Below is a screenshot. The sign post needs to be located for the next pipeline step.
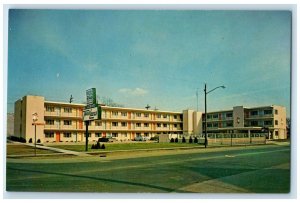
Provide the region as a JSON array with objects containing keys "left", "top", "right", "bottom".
[{"left": 83, "top": 88, "right": 101, "bottom": 151}]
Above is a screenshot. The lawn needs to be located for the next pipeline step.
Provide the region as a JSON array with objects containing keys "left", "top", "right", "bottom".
[
  {"left": 7, "top": 144, "right": 59, "bottom": 155},
  {"left": 49, "top": 142, "right": 202, "bottom": 152}
]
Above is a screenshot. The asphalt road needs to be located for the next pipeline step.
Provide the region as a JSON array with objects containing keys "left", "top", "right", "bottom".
[{"left": 6, "top": 144, "right": 290, "bottom": 193}]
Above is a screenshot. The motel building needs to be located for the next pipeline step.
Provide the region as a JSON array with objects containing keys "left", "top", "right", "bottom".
[{"left": 13, "top": 95, "right": 287, "bottom": 144}]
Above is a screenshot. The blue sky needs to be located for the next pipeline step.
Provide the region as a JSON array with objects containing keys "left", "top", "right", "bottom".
[{"left": 7, "top": 10, "right": 291, "bottom": 116}]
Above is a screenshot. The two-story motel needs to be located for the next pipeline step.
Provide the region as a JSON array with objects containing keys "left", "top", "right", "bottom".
[{"left": 13, "top": 95, "right": 287, "bottom": 143}]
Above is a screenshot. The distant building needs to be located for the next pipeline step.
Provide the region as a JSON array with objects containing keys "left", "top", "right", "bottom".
[{"left": 13, "top": 95, "right": 287, "bottom": 143}]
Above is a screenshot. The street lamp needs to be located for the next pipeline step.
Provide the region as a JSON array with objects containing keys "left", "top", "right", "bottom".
[
  {"left": 32, "top": 112, "right": 38, "bottom": 156},
  {"left": 204, "top": 83, "right": 225, "bottom": 148}
]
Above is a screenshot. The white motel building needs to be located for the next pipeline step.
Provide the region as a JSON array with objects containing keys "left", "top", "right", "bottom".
[{"left": 14, "top": 95, "right": 287, "bottom": 143}]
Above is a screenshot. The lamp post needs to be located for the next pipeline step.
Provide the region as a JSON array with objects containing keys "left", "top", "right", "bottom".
[
  {"left": 32, "top": 112, "right": 38, "bottom": 156},
  {"left": 204, "top": 83, "right": 225, "bottom": 148}
]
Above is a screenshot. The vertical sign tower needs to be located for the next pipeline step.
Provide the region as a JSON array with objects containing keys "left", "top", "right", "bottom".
[{"left": 83, "top": 88, "right": 101, "bottom": 151}]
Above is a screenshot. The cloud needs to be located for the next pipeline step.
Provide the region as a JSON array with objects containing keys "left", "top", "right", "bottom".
[{"left": 119, "top": 88, "right": 148, "bottom": 96}]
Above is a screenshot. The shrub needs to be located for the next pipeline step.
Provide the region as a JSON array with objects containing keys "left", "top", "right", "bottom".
[
  {"left": 96, "top": 141, "right": 101, "bottom": 149},
  {"left": 170, "top": 138, "right": 175, "bottom": 143},
  {"left": 194, "top": 137, "right": 198, "bottom": 143},
  {"left": 182, "top": 137, "right": 186, "bottom": 143},
  {"left": 101, "top": 144, "right": 105, "bottom": 149},
  {"left": 91, "top": 144, "right": 95, "bottom": 149},
  {"left": 175, "top": 138, "right": 178, "bottom": 143},
  {"left": 37, "top": 139, "right": 41, "bottom": 143},
  {"left": 150, "top": 135, "right": 159, "bottom": 141},
  {"left": 189, "top": 137, "right": 193, "bottom": 143},
  {"left": 29, "top": 138, "right": 33, "bottom": 143}
]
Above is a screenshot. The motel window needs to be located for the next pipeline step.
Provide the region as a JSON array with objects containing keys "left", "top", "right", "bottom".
[
  {"left": 63, "top": 132, "right": 72, "bottom": 138},
  {"left": 112, "top": 133, "right": 118, "bottom": 138},
  {"left": 64, "top": 107, "right": 72, "bottom": 113},
  {"left": 174, "top": 115, "right": 177, "bottom": 119},
  {"left": 95, "top": 133, "right": 102, "bottom": 137},
  {"left": 275, "top": 110, "right": 278, "bottom": 115},
  {"left": 157, "top": 123, "right": 161, "bottom": 127},
  {"left": 121, "top": 122, "right": 127, "bottom": 127},
  {"left": 264, "top": 120, "right": 272, "bottom": 126},
  {"left": 250, "top": 121, "right": 258, "bottom": 126},
  {"left": 264, "top": 110, "right": 272, "bottom": 115},
  {"left": 95, "top": 121, "right": 102, "bottom": 126},
  {"left": 136, "top": 123, "right": 141, "bottom": 127},
  {"left": 121, "top": 112, "right": 127, "bottom": 116},
  {"left": 46, "top": 106, "right": 55, "bottom": 112},
  {"left": 84, "top": 133, "right": 91, "bottom": 137},
  {"left": 157, "top": 114, "right": 161, "bottom": 118},
  {"left": 144, "top": 113, "right": 149, "bottom": 118},
  {"left": 251, "top": 111, "right": 258, "bottom": 116},
  {"left": 144, "top": 123, "right": 149, "bottom": 127},
  {"left": 226, "top": 113, "right": 233, "bottom": 118},
  {"left": 163, "top": 114, "right": 167, "bottom": 118},
  {"left": 226, "top": 122, "right": 233, "bottom": 127},
  {"left": 46, "top": 120, "right": 54, "bottom": 125},
  {"left": 213, "top": 123, "right": 218, "bottom": 127},
  {"left": 207, "top": 123, "right": 212, "bottom": 127},
  {"left": 163, "top": 123, "right": 168, "bottom": 128},
  {"left": 213, "top": 114, "right": 218, "bottom": 119},
  {"left": 275, "top": 131, "right": 279, "bottom": 136},
  {"left": 112, "top": 122, "right": 118, "bottom": 127},
  {"left": 112, "top": 111, "right": 118, "bottom": 116},
  {"left": 275, "top": 120, "right": 278, "bottom": 125},
  {"left": 136, "top": 113, "right": 142, "bottom": 117},
  {"left": 174, "top": 124, "right": 177, "bottom": 128},
  {"left": 45, "top": 132, "right": 54, "bottom": 138},
  {"left": 144, "top": 133, "right": 149, "bottom": 137},
  {"left": 64, "top": 120, "right": 72, "bottom": 125},
  {"left": 207, "top": 115, "right": 212, "bottom": 119}
]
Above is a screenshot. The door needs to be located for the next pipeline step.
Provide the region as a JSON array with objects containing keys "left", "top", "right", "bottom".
[{"left": 56, "top": 132, "right": 60, "bottom": 142}]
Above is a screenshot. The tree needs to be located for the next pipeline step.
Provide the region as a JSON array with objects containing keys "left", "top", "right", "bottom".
[
  {"left": 100, "top": 96, "right": 124, "bottom": 107},
  {"left": 189, "top": 136, "right": 193, "bottom": 143},
  {"left": 194, "top": 137, "right": 198, "bottom": 143},
  {"left": 175, "top": 138, "right": 178, "bottom": 143},
  {"left": 182, "top": 137, "right": 186, "bottom": 143},
  {"left": 170, "top": 138, "right": 175, "bottom": 143}
]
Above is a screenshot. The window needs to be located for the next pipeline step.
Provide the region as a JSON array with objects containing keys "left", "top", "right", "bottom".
[
  {"left": 121, "top": 133, "right": 127, "bottom": 137},
  {"left": 213, "top": 123, "right": 218, "bottom": 127},
  {"left": 121, "top": 122, "right": 127, "bottom": 127},
  {"left": 264, "top": 120, "right": 272, "bottom": 125},
  {"left": 264, "top": 110, "right": 272, "bottom": 115},
  {"left": 207, "top": 123, "right": 212, "bottom": 127},
  {"left": 84, "top": 133, "right": 91, "bottom": 137},
  {"left": 226, "top": 113, "right": 233, "bottom": 118},
  {"left": 95, "top": 121, "right": 102, "bottom": 126},
  {"left": 250, "top": 121, "right": 258, "bottom": 126},
  {"left": 45, "top": 132, "right": 54, "bottom": 138},
  {"left": 112, "top": 122, "right": 118, "bottom": 127},
  {"left": 64, "top": 120, "right": 72, "bottom": 125},
  {"left": 144, "top": 133, "right": 149, "bottom": 137},
  {"left": 95, "top": 133, "right": 102, "bottom": 137},
  {"left": 121, "top": 112, "right": 127, "bottom": 116},
  {"left": 275, "top": 109, "right": 278, "bottom": 115},
  {"left": 136, "top": 123, "right": 141, "bottom": 127},
  {"left": 136, "top": 113, "right": 141, "bottom": 117},
  {"left": 144, "top": 113, "right": 149, "bottom": 118},
  {"left": 46, "top": 106, "right": 55, "bottom": 112},
  {"left": 275, "top": 131, "right": 279, "bottom": 136},
  {"left": 112, "top": 111, "right": 118, "bottom": 116},
  {"left": 226, "top": 122, "right": 233, "bottom": 127},
  {"left": 251, "top": 111, "right": 258, "bottom": 116},
  {"left": 163, "top": 114, "right": 167, "bottom": 118},
  {"left": 275, "top": 120, "right": 278, "bottom": 125},
  {"left": 112, "top": 133, "right": 118, "bottom": 138},
  {"left": 207, "top": 115, "right": 212, "bottom": 119},
  {"left": 174, "top": 124, "right": 178, "bottom": 128},
  {"left": 144, "top": 123, "right": 149, "bottom": 127},
  {"left": 63, "top": 132, "right": 72, "bottom": 138},
  {"left": 46, "top": 120, "right": 54, "bottom": 125},
  {"left": 157, "top": 123, "right": 161, "bottom": 127},
  {"left": 163, "top": 123, "right": 167, "bottom": 128},
  {"left": 64, "top": 107, "right": 72, "bottom": 113},
  {"left": 174, "top": 115, "right": 177, "bottom": 119},
  {"left": 213, "top": 114, "right": 218, "bottom": 119},
  {"left": 157, "top": 114, "right": 161, "bottom": 118}
]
